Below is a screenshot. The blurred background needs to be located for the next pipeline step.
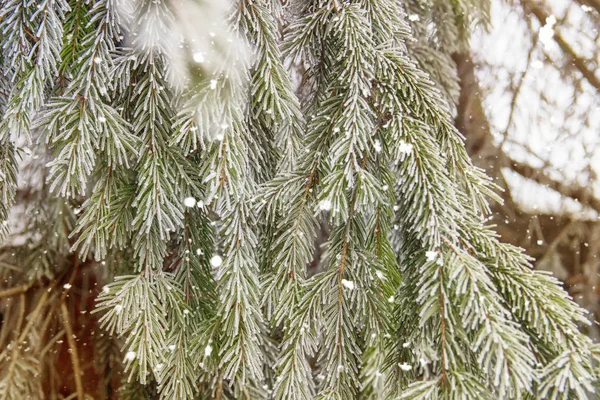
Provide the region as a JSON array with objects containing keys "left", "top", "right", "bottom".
[{"left": 462, "top": 0, "right": 600, "bottom": 337}]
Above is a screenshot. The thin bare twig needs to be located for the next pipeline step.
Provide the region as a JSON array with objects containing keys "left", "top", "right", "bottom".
[
  {"left": 0, "top": 283, "right": 32, "bottom": 299},
  {"left": 521, "top": 0, "right": 600, "bottom": 91},
  {"left": 61, "top": 301, "right": 85, "bottom": 400}
]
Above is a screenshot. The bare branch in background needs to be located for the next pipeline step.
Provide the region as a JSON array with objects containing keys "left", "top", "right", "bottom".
[{"left": 521, "top": 0, "right": 600, "bottom": 90}]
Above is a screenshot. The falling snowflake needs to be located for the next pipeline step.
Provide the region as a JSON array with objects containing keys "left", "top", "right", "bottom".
[
  {"left": 184, "top": 197, "right": 197, "bottom": 208},
  {"left": 425, "top": 251, "right": 438, "bottom": 261},
  {"left": 531, "top": 60, "right": 544, "bottom": 69},
  {"left": 210, "top": 255, "right": 223, "bottom": 268},
  {"left": 374, "top": 139, "right": 382, "bottom": 153},
  {"left": 193, "top": 52, "right": 205, "bottom": 63}
]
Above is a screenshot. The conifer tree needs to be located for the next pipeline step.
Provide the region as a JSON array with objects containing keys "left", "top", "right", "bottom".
[{"left": 0, "top": 0, "right": 598, "bottom": 399}]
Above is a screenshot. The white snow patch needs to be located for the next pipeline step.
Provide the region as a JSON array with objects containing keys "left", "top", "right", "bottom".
[
  {"left": 398, "top": 141, "right": 413, "bottom": 154},
  {"left": 341, "top": 279, "right": 355, "bottom": 290},
  {"left": 539, "top": 15, "right": 556, "bottom": 49},
  {"left": 399, "top": 362, "right": 412, "bottom": 371}
]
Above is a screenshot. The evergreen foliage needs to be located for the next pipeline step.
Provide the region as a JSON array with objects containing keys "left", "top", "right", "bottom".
[{"left": 0, "top": 0, "right": 598, "bottom": 399}]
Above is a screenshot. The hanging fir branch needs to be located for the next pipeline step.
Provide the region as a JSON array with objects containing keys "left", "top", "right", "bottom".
[{"left": 0, "top": 0, "right": 598, "bottom": 399}]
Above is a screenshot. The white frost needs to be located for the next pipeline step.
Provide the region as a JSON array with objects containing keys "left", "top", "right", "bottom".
[{"left": 318, "top": 199, "right": 332, "bottom": 211}]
